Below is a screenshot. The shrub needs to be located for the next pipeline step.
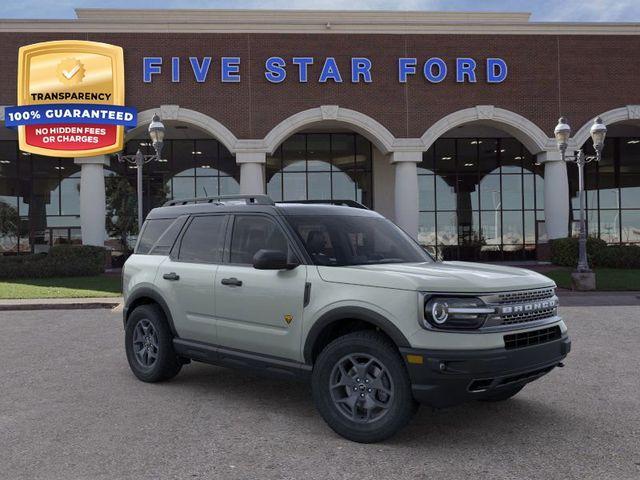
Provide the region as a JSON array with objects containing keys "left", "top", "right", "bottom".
[
  {"left": 550, "top": 237, "right": 640, "bottom": 268},
  {"left": 0, "top": 245, "right": 106, "bottom": 279}
]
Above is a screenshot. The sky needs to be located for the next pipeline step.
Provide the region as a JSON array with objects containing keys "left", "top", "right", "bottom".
[{"left": 0, "top": 0, "right": 639, "bottom": 22}]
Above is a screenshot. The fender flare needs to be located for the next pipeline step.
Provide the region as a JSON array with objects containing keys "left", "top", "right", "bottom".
[
  {"left": 123, "top": 287, "right": 179, "bottom": 337},
  {"left": 303, "top": 306, "right": 411, "bottom": 364}
]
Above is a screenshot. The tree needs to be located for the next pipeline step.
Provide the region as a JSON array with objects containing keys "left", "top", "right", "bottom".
[
  {"left": 0, "top": 201, "right": 20, "bottom": 252},
  {"left": 105, "top": 176, "right": 138, "bottom": 252}
]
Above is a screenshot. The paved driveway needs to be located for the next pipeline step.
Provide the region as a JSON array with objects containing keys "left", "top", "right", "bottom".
[{"left": 1, "top": 306, "right": 639, "bottom": 480}]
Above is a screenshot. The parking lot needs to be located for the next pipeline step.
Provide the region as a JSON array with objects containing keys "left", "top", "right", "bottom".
[{"left": 1, "top": 305, "right": 639, "bottom": 480}]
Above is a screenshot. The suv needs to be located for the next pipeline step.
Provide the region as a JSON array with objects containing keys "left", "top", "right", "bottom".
[{"left": 122, "top": 195, "right": 570, "bottom": 443}]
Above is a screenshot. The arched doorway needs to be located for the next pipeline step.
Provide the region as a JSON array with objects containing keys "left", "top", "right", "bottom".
[
  {"left": 418, "top": 124, "right": 545, "bottom": 261},
  {"left": 262, "top": 106, "right": 396, "bottom": 215}
]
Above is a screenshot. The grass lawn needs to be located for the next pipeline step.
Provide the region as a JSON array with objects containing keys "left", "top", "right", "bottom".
[
  {"left": 0, "top": 275, "right": 122, "bottom": 299},
  {"left": 544, "top": 268, "right": 640, "bottom": 291}
]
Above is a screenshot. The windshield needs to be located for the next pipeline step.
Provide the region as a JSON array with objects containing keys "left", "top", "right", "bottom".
[{"left": 286, "top": 215, "right": 433, "bottom": 266}]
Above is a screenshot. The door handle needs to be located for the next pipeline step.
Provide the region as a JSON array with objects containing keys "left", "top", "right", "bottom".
[
  {"left": 162, "top": 272, "right": 180, "bottom": 281},
  {"left": 221, "top": 277, "right": 243, "bottom": 287}
]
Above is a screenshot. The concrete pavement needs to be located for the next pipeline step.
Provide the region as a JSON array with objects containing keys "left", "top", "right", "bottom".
[{"left": 1, "top": 306, "right": 639, "bottom": 480}]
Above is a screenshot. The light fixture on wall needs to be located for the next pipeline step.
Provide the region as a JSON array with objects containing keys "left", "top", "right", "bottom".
[{"left": 553, "top": 116, "right": 607, "bottom": 276}]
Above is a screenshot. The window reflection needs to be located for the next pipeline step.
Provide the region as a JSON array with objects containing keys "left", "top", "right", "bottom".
[
  {"left": 419, "top": 137, "right": 542, "bottom": 260},
  {"left": 265, "top": 133, "right": 373, "bottom": 207},
  {"left": 568, "top": 137, "right": 640, "bottom": 244}
]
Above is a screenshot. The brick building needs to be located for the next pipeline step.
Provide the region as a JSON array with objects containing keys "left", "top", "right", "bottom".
[{"left": 0, "top": 9, "right": 639, "bottom": 260}]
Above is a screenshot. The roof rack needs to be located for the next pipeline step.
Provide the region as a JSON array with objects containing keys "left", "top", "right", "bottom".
[
  {"left": 163, "top": 194, "right": 275, "bottom": 207},
  {"left": 278, "top": 199, "right": 369, "bottom": 210}
]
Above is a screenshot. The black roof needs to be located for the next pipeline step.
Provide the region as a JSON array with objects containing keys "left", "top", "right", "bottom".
[{"left": 146, "top": 196, "right": 381, "bottom": 220}]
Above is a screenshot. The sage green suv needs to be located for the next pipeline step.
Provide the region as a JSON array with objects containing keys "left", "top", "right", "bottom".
[{"left": 122, "top": 195, "right": 570, "bottom": 443}]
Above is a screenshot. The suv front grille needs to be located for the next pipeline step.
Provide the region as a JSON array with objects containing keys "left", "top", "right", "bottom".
[
  {"left": 496, "top": 288, "right": 555, "bottom": 304},
  {"left": 501, "top": 306, "right": 558, "bottom": 325},
  {"left": 482, "top": 287, "right": 558, "bottom": 327},
  {"left": 504, "top": 326, "right": 561, "bottom": 350}
]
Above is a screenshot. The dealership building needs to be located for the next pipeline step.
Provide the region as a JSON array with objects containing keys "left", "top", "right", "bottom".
[{"left": 0, "top": 8, "right": 639, "bottom": 260}]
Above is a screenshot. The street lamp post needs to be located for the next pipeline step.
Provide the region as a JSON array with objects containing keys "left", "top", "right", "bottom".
[
  {"left": 553, "top": 116, "right": 607, "bottom": 276},
  {"left": 117, "top": 114, "right": 166, "bottom": 232}
]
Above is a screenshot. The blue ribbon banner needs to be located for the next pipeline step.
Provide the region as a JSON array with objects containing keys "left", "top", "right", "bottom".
[{"left": 4, "top": 104, "right": 137, "bottom": 128}]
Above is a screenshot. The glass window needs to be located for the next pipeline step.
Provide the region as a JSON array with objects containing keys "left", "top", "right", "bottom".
[
  {"left": 501, "top": 175, "right": 523, "bottom": 210},
  {"left": 230, "top": 215, "right": 288, "bottom": 264},
  {"left": 620, "top": 138, "right": 640, "bottom": 174},
  {"left": 266, "top": 133, "right": 372, "bottom": 208},
  {"left": 282, "top": 135, "right": 306, "bottom": 172},
  {"left": 179, "top": 215, "right": 227, "bottom": 263},
  {"left": 435, "top": 139, "right": 456, "bottom": 176},
  {"left": 620, "top": 174, "right": 640, "bottom": 209},
  {"left": 599, "top": 210, "right": 620, "bottom": 243},
  {"left": 286, "top": 215, "right": 431, "bottom": 266},
  {"left": 172, "top": 140, "right": 195, "bottom": 177},
  {"left": 308, "top": 172, "right": 331, "bottom": 200},
  {"left": 333, "top": 171, "right": 356, "bottom": 200},
  {"left": 136, "top": 218, "right": 175, "bottom": 254},
  {"left": 418, "top": 175, "right": 435, "bottom": 211},
  {"left": 435, "top": 176, "right": 456, "bottom": 210},
  {"left": 621, "top": 210, "right": 640, "bottom": 243},
  {"left": 307, "top": 134, "right": 331, "bottom": 171},
  {"left": 149, "top": 216, "right": 187, "bottom": 256}
]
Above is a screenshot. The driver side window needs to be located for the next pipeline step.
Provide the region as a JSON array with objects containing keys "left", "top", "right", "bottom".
[{"left": 229, "top": 215, "right": 290, "bottom": 265}]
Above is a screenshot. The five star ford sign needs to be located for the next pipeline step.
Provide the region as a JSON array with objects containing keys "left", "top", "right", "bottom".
[{"left": 4, "top": 40, "right": 137, "bottom": 158}]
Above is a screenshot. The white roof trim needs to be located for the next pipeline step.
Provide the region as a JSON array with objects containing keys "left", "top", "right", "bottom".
[{"left": 0, "top": 9, "right": 639, "bottom": 34}]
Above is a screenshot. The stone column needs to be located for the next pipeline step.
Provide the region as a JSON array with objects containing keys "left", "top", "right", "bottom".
[
  {"left": 538, "top": 151, "right": 569, "bottom": 240},
  {"left": 237, "top": 152, "right": 266, "bottom": 195},
  {"left": 391, "top": 151, "right": 422, "bottom": 239},
  {"left": 74, "top": 155, "right": 109, "bottom": 246}
]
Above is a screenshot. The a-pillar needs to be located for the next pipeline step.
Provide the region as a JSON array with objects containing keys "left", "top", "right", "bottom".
[
  {"left": 538, "top": 151, "right": 569, "bottom": 239},
  {"left": 74, "top": 155, "right": 108, "bottom": 246},
  {"left": 237, "top": 152, "right": 266, "bottom": 195},
  {"left": 391, "top": 151, "right": 422, "bottom": 239}
]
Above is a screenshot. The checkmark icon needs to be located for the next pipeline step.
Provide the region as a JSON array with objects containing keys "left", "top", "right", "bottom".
[{"left": 62, "top": 64, "right": 80, "bottom": 79}]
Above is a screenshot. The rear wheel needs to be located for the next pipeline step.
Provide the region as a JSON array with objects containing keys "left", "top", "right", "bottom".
[
  {"left": 125, "top": 304, "right": 182, "bottom": 382},
  {"left": 312, "top": 331, "right": 417, "bottom": 443},
  {"left": 478, "top": 385, "right": 524, "bottom": 402}
]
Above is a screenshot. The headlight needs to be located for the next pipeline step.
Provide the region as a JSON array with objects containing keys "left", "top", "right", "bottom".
[{"left": 423, "top": 297, "right": 495, "bottom": 330}]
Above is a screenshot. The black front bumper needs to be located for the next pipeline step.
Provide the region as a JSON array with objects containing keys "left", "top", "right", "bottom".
[{"left": 400, "top": 335, "right": 571, "bottom": 408}]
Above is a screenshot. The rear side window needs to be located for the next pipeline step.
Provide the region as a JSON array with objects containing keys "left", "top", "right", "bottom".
[
  {"left": 148, "top": 216, "right": 188, "bottom": 256},
  {"left": 135, "top": 218, "right": 174, "bottom": 254},
  {"left": 178, "top": 215, "right": 227, "bottom": 263}
]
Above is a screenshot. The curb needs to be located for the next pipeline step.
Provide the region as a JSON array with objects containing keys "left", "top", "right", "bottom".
[{"left": 0, "top": 299, "right": 122, "bottom": 312}]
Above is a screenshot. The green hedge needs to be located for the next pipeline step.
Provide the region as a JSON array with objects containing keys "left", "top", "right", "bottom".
[
  {"left": 0, "top": 245, "right": 106, "bottom": 279},
  {"left": 550, "top": 237, "right": 640, "bottom": 268}
]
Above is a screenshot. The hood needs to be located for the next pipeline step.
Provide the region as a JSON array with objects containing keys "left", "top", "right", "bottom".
[{"left": 316, "top": 261, "right": 555, "bottom": 293}]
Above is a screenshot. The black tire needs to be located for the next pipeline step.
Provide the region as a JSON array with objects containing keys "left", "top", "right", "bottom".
[
  {"left": 125, "top": 304, "right": 182, "bottom": 382},
  {"left": 478, "top": 385, "right": 524, "bottom": 402},
  {"left": 312, "top": 331, "right": 418, "bottom": 443}
]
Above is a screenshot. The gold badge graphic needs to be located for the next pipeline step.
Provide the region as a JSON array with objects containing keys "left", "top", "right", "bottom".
[
  {"left": 56, "top": 58, "right": 85, "bottom": 85},
  {"left": 284, "top": 314, "right": 294, "bottom": 325},
  {"left": 15, "top": 40, "right": 126, "bottom": 157}
]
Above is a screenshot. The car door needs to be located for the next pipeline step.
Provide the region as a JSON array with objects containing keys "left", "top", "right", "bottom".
[
  {"left": 214, "top": 213, "right": 307, "bottom": 361},
  {"left": 156, "top": 214, "right": 229, "bottom": 345}
]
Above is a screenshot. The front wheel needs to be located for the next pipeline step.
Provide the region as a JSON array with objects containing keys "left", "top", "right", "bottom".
[
  {"left": 125, "top": 304, "right": 182, "bottom": 382},
  {"left": 312, "top": 331, "right": 418, "bottom": 443}
]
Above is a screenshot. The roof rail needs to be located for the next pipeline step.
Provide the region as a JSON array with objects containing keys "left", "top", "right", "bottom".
[
  {"left": 278, "top": 199, "right": 369, "bottom": 210},
  {"left": 163, "top": 194, "right": 275, "bottom": 207}
]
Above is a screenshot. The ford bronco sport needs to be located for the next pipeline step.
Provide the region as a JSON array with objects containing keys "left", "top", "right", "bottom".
[{"left": 122, "top": 195, "right": 570, "bottom": 443}]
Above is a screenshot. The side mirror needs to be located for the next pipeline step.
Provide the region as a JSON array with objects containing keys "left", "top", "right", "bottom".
[{"left": 252, "top": 249, "right": 298, "bottom": 270}]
